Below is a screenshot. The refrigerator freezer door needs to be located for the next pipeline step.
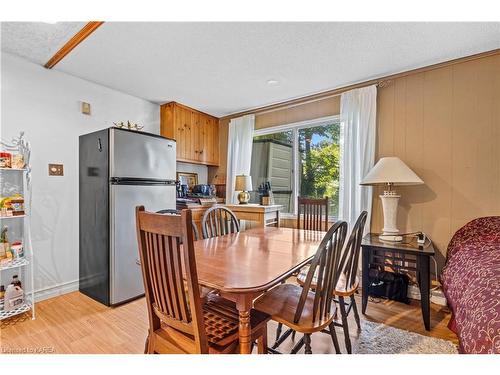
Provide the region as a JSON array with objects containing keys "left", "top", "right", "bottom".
[
  {"left": 110, "top": 183, "right": 176, "bottom": 305},
  {"left": 110, "top": 128, "right": 176, "bottom": 181}
]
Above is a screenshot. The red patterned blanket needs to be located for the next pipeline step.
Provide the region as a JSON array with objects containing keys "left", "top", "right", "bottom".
[{"left": 441, "top": 217, "right": 500, "bottom": 354}]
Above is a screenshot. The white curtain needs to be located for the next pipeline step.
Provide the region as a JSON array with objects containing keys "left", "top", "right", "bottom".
[
  {"left": 339, "top": 85, "right": 377, "bottom": 232},
  {"left": 225, "top": 114, "right": 255, "bottom": 204}
]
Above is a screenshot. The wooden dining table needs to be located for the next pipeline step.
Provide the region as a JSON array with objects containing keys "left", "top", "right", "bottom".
[{"left": 192, "top": 226, "right": 325, "bottom": 354}]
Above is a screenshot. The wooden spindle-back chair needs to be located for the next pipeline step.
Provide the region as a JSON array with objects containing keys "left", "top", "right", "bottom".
[
  {"left": 202, "top": 205, "right": 240, "bottom": 239},
  {"left": 136, "top": 206, "right": 269, "bottom": 354},
  {"left": 297, "top": 197, "right": 329, "bottom": 232},
  {"left": 332, "top": 210, "right": 367, "bottom": 353},
  {"left": 295, "top": 211, "right": 368, "bottom": 353},
  {"left": 254, "top": 220, "right": 348, "bottom": 354}
]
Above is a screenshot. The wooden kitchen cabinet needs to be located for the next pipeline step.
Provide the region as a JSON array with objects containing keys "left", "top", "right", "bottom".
[{"left": 160, "top": 102, "right": 219, "bottom": 166}]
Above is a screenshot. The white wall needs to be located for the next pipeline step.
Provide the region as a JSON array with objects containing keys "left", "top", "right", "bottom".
[
  {"left": 0, "top": 53, "right": 159, "bottom": 300},
  {"left": 176, "top": 162, "right": 207, "bottom": 184}
]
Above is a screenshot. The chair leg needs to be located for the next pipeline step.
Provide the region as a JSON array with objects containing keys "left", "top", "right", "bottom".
[
  {"left": 275, "top": 323, "right": 283, "bottom": 342},
  {"left": 350, "top": 295, "right": 361, "bottom": 331},
  {"left": 145, "top": 332, "right": 155, "bottom": 354},
  {"left": 257, "top": 328, "right": 268, "bottom": 354},
  {"left": 272, "top": 327, "right": 293, "bottom": 349},
  {"left": 290, "top": 336, "right": 305, "bottom": 354},
  {"left": 291, "top": 330, "right": 296, "bottom": 341},
  {"left": 304, "top": 334, "right": 312, "bottom": 354},
  {"left": 339, "top": 296, "right": 352, "bottom": 354},
  {"left": 328, "top": 322, "right": 341, "bottom": 354}
]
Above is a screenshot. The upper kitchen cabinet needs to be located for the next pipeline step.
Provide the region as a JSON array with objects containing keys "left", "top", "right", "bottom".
[{"left": 160, "top": 102, "right": 219, "bottom": 166}]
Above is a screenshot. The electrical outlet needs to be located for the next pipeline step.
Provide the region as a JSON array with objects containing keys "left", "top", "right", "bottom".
[{"left": 48, "top": 164, "right": 64, "bottom": 176}]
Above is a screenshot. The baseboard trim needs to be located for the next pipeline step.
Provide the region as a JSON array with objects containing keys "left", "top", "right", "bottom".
[
  {"left": 408, "top": 285, "right": 447, "bottom": 306},
  {"left": 34, "top": 279, "right": 79, "bottom": 302}
]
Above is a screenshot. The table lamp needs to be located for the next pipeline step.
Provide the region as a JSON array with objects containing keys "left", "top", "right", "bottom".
[
  {"left": 235, "top": 174, "right": 252, "bottom": 204},
  {"left": 360, "top": 157, "right": 423, "bottom": 242}
]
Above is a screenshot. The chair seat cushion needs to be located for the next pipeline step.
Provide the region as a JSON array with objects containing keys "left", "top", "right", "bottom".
[
  {"left": 296, "top": 266, "right": 359, "bottom": 296},
  {"left": 253, "top": 283, "right": 336, "bottom": 333}
]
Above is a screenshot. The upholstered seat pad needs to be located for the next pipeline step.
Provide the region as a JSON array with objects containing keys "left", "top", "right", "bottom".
[
  {"left": 253, "top": 283, "right": 336, "bottom": 333},
  {"left": 296, "top": 266, "right": 359, "bottom": 296}
]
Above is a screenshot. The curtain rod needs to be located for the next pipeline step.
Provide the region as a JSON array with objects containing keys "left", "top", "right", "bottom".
[{"left": 254, "top": 80, "right": 391, "bottom": 117}]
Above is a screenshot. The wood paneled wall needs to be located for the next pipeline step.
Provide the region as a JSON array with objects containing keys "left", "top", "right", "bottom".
[
  {"left": 372, "top": 53, "right": 500, "bottom": 270},
  {"left": 255, "top": 96, "right": 340, "bottom": 130}
]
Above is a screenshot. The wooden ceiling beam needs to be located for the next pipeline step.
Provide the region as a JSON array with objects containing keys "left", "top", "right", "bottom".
[{"left": 44, "top": 21, "right": 104, "bottom": 69}]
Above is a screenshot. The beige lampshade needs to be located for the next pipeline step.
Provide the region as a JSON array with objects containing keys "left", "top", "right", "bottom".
[
  {"left": 360, "top": 157, "right": 424, "bottom": 186},
  {"left": 235, "top": 175, "right": 252, "bottom": 191}
]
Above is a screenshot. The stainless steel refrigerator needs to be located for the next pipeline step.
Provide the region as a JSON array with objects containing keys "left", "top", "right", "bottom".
[{"left": 79, "top": 127, "right": 176, "bottom": 306}]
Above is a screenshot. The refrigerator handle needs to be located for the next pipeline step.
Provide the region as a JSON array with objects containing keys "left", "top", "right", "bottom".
[{"left": 97, "top": 137, "right": 103, "bottom": 152}]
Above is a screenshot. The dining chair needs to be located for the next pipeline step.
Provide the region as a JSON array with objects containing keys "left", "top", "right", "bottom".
[
  {"left": 201, "top": 205, "right": 240, "bottom": 239},
  {"left": 254, "top": 220, "right": 348, "bottom": 354},
  {"left": 156, "top": 208, "right": 215, "bottom": 300},
  {"left": 156, "top": 209, "right": 200, "bottom": 240},
  {"left": 273, "top": 196, "right": 330, "bottom": 343},
  {"left": 295, "top": 211, "right": 368, "bottom": 353},
  {"left": 136, "top": 206, "right": 269, "bottom": 354},
  {"left": 297, "top": 196, "right": 329, "bottom": 232}
]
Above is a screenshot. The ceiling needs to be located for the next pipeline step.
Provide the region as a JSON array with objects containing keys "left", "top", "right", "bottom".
[
  {"left": 2, "top": 22, "right": 499, "bottom": 117},
  {"left": 1, "top": 22, "right": 85, "bottom": 65}
]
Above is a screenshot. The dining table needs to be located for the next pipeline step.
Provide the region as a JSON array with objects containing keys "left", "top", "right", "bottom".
[{"left": 192, "top": 226, "right": 326, "bottom": 354}]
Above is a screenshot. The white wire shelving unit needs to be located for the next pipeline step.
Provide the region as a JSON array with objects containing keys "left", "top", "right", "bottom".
[{"left": 0, "top": 132, "right": 34, "bottom": 321}]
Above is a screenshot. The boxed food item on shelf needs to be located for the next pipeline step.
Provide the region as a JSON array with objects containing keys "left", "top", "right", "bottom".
[
  {"left": 0, "top": 194, "right": 25, "bottom": 216},
  {"left": 11, "top": 154, "right": 25, "bottom": 169},
  {"left": 0, "top": 152, "right": 12, "bottom": 168}
]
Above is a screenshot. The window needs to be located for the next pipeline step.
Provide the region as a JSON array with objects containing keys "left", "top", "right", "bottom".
[{"left": 250, "top": 116, "right": 341, "bottom": 218}]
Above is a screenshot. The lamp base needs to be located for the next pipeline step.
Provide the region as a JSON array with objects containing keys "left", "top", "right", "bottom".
[
  {"left": 379, "top": 191, "right": 401, "bottom": 242},
  {"left": 237, "top": 191, "right": 250, "bottom": 204}
]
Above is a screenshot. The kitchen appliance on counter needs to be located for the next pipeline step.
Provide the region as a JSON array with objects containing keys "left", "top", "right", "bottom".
[
  {"left": 79, "top": 127, "right": 176, "bottom": 306},
  {"left": 176, "top": 183, "right": 218, "bottom": 208},
  {"left": 191, "top": 184, "right": 215, "bottom": 196}
]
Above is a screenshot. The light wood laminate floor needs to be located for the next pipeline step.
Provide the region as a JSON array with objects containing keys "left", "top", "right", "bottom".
[{"left": 1, "top": 291, "right": 458, "bottom": 354}]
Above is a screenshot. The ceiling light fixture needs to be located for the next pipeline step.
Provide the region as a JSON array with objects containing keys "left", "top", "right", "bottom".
[{"left": 267, "top": 79, "right": 279, "bottom": 85}]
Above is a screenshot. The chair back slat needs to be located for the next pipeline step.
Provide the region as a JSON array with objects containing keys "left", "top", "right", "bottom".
[
  {"left": 338, "top": 211, "right": 368, "bottom": 291},
  {"left": 155, "top": 209, "right": 200, "bottom": 240},
  {"left": 202, "top": 205, "right": 240, "bottom": 239},
  {"left": 136, "top": 206, "right": 209, "bottom": 353},
  {"left": 294, "top": 220, "right": 348, "bottom": 324},
  {"left": 297, "top": 197, "right": 329, "bottom": 232}
]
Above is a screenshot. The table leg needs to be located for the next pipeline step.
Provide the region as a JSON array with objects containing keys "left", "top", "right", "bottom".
[
  {"left": 235, "top": 295, "right": 253, "bottom": 354},
  {"left": 417, "top": 254, "right": 431, "bottom": 331},
  {"left": 362, "top": 248, "right": 370, "bottom": 314}
]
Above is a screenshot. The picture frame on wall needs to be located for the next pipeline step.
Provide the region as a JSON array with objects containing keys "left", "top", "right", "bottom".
[{"left": 177, "top": 172, "right": 198, "bottom": 190}]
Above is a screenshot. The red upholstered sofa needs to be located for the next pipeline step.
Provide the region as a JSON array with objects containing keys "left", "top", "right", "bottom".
[{"left": 441, "top": 217, "right": 500, "bottom": 354}]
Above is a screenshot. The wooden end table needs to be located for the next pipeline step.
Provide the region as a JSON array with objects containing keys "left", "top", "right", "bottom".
[{"left": 361, "top": 233, "right": 435, "bottom": 331}]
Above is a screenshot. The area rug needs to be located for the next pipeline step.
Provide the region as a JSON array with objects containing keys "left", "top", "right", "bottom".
[{"left": 355, "top": 321, "right": 458, "bottom": 354}]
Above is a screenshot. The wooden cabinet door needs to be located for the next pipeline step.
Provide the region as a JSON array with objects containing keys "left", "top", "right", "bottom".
[
  {"left": 183, "top": 107, "right": 194, "bottom": 161},
  {"left": 211, "top": 117, "right": 219, "bottom": 166},
  {"left": 173, "top": 104, "right": 185, "bottom": 160},
  {"left": 160, "top": 102, "right": 219, "bottom": 166},
  {"left": 199, "top": 115, "right": 210, "bottom": 164},
  {"left": 203, "top": 117, "right": 219, "bottom": 165}
]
